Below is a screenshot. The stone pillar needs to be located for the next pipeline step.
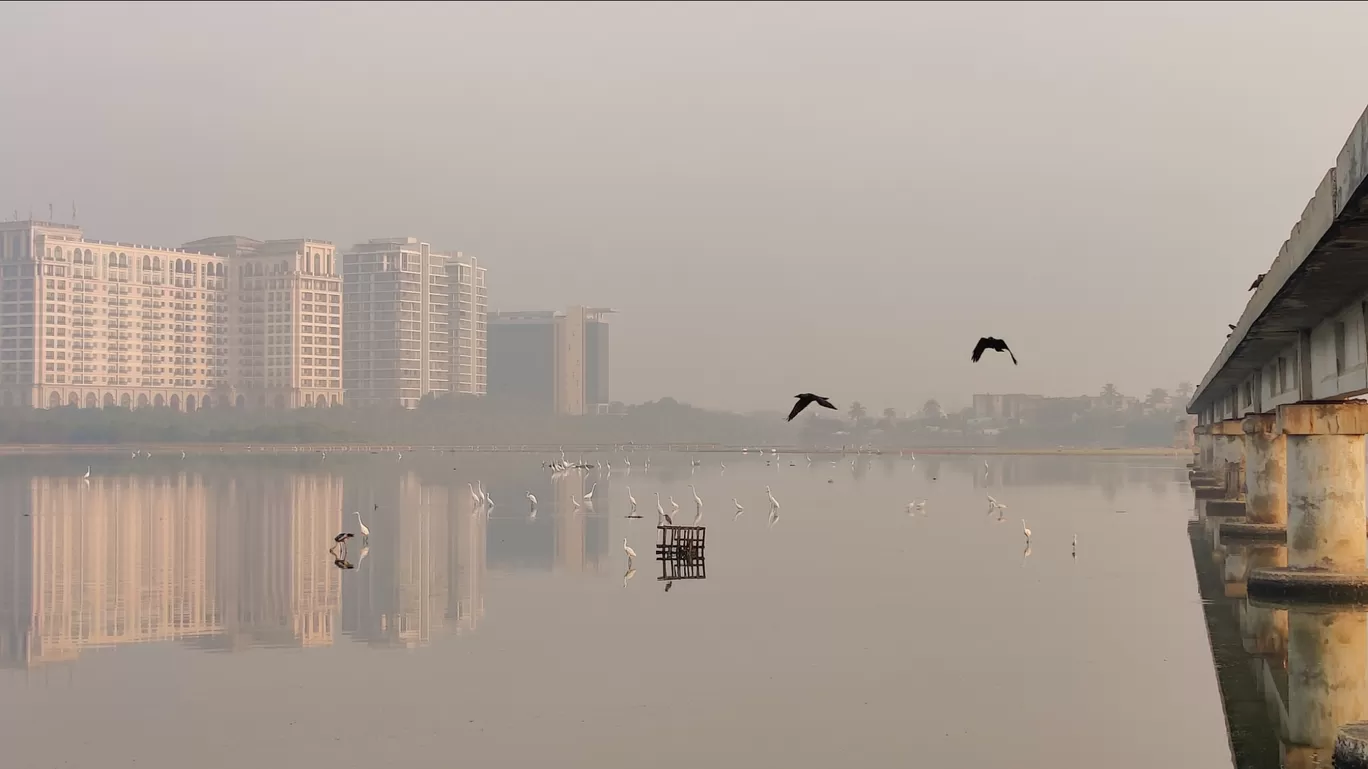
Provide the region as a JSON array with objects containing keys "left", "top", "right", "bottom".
[
  {"left": 1210, "top": 419, "right": 1247, "bottom": 500},
  {"left": 1195, "top": 425, "right": 1212, "bottom": 471},
  {"left": 1286, "top": 609, "right": 1368, "bottom": 754},
  {"left": 1248, "top": 401, "right": 1368, "bottom": 602},
  {"left": 1221, "top": 413, "right": 1289, "bottom": 539}
]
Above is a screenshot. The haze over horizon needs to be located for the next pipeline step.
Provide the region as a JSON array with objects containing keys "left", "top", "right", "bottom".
[{"left": 2, "top": 1, "right": 1367, "bottom": 413}]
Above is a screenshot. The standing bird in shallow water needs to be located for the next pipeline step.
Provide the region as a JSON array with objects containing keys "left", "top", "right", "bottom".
[
  {"left": 766, "top": 485, "right": 780, "bottom": 512},
  {"left": 787, "top": 393, "right": 838, "bottom": 421},
  {"left": 354, "top": 511, "right": 370, "bottom": 544},
  {"left": 1022, "top": 519, "right": 1031, "bottom": 544},
  {"left": 626, "top": 486, "right": 638, "bottom": 514},
  {"left": 623, "top": 537, "right": 637, "bottom": 562},
  {"left": 971, "top": 337, "right": 1017, "bottom": 365}
]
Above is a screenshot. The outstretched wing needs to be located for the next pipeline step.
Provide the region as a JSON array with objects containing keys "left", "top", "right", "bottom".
[
  {"left": 817, "top": 397, "right": 838, "bottom": 411},
  {"left": 1006, "top": 345, "right": 1018, "bottom": 365},
  {"left": 787, "top": 396, "right": 812, "bottom": 422},
  {"left": 971, "top": 337, "right": 990, "bottom": 362}
]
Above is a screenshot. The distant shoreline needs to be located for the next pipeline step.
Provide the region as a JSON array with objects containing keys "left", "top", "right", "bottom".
[{"left": 0, "top": 442, "right": 1192, "bottom": 457}]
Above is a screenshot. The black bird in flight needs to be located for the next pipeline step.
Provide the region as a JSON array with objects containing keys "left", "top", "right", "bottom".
[
  {"left": 1228, "top": 324, "right": 1237, "bottom": 331},
  {"left": 1249, "top": 273, "right": 1266, "bottom": 291},
  {"left": 787, "top": 393, "right": 837, "bottom": 421},
  {"left": 971, "top": 337, "right": 1017, "bottom": 365}
]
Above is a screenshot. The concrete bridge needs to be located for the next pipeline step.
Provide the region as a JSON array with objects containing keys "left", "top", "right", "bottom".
[{"left": 1184, "top": 100, "right": 1368, "bottom": 766}]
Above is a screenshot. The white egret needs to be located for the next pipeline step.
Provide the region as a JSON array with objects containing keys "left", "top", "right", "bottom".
[
  {"left": 623, "top": 537, "right": 637, "bottom": 561},
  {"left": 477, "top": 481, "right": 488, "bottom": 505},
  {"left": 83, "top": 466, "right": 91, "bottom": 479},
  {"left": 766, "top": 485, "right": 780, "bottom": 511},
  {"left": 689, "top": 484, "right": 703, "bottom": 512},
  {"left": 670, "top": 496, "right": 680, "bottom": 515},
  {"left": 469, "top": 483, "right": 481, "bottom": 506},
  {"left": 733, "top": 498, "right": 744, "bottom": 519},
  {"left": 181, "top": 451, "right": 186, "bottom": 460},
  {"left": 354, "top": 511, "right": 370, "bottom": 544},
  {"left": 584, "top": 482, "right": 596, "bottom": 501},
  {"left": 526, "top": 491, "right": 537, "bottom": 509},
  {"left": 627, "top": 487, "right": 638, "bottom": 513},
  {"left": 1022, "top": 519, "right": 1031, "bottom": 544}
]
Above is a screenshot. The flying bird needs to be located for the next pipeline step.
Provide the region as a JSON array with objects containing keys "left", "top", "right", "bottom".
[
  {"left": 787, "top": 393, "right": 838, "bottom": 421},
  {"left": 971, "top": 337, "right": 1017, "bottom": 365}
]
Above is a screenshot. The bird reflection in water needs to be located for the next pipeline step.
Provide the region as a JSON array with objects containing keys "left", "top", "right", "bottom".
[
  {"left": 623, "top": 566, "right": 636, "bottom": 588},
  {"left": 664, "top": 581, "right": 673, "bottom": 592},
  {"left": 1021, "top": 544, "right": 1032, "bottom": 566},
  {"left": 333, "top": 556, "right": 355, "bottom": 570}
]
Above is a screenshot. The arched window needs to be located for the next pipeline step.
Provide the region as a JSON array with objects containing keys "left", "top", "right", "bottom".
[
  {"left": 142, "top": 255, "right": 152, "bottom": 271},
  {"left": 53, "top": 247, "right": 63, "bottom": 260},
  {"left": 154, "top": 256, "right": 162, "bottom": 271},
  {"left": 119, "top": 253, "right": 128, "bottom": 268}
]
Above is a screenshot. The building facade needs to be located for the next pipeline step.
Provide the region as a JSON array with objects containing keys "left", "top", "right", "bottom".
[
  {"left": 185, "top": 236, "right": 343, "bottom": 409},
  {"left": 0, "top": 221, "right": 342, "bottom": 410},
  {"left": 342, "top": 238, "right": 486, "bottom": 408},
  {"left": 488, "top": 306, "right": 613, "bottom": 416}
]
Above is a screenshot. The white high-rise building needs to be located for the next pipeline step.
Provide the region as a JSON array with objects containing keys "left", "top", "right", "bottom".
[
  {"left": 0, "top": 220, "right": 343, "bottom": 410},
  {"left": 342, "top": 237, "right": 486, "bottom": 408}
]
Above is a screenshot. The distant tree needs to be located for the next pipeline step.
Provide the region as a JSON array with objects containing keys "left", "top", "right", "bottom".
[
  {"left": 920, "top": 399, "right": 944, "bottom": 420},
  {"left": 882, "top": 407, "right": 897, "bottom": 422},
  {"left": 1100, "top": 383, "right": 1121, "bottom": 400},
  {"left": 848, "top": 401, "right": 867, "bottom": 422},
  {"left": 1176, "top": 381, "right": 1195, "bottom": 399},
  {"left": 1145, "top": 388, "right": 1169, "bottom": 410}
]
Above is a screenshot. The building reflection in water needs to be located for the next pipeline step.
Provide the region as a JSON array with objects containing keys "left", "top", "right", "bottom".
[
  {"left": 1191, "top": 496, "right": 1368, "bottom": 768},
  {"left": 0, "top": 462, "right": 505, "bottom": 670}
]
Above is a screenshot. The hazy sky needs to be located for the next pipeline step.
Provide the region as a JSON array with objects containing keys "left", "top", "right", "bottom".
[{"left": 3, "top": 1, "right": 1367, "bottom": 412}]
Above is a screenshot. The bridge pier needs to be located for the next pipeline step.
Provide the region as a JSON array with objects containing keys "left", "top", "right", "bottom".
[
  {"left": 1221, "top": 413, "right": 1289, "bottom": 539},
  {"left": 1249, "top": 402, "right": 1368, "bottom": 602}
]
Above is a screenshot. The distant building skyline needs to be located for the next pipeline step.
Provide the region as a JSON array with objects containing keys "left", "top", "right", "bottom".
[{"left": 488, "top": 306, "right": 614, "bottom": 416}]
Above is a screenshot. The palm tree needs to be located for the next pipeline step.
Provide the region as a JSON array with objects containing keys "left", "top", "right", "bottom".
[
  {"left": 1100, "top": 383, "right": 1120, "bottom": 400},
  {"left": 848, "top": 401, "right": 867, "bottom": 422},
  {"left": 1145, "top": 388, "right": 1169, "bottom": 410},
  {"left": 920, "top": 399, "right": 944, "bottom": 420},
  {"left": 882, "top": 407, "right": 898, "bottom": 422}
]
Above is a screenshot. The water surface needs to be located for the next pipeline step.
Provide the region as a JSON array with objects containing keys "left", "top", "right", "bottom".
[{"left": 0, "top": 452, "right": 1231, "bottom": 768}]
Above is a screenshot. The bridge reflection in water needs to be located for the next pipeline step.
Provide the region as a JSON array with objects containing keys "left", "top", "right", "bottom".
[{"left": 1191, "top": 497, "right": 1368, "bottom": 768}]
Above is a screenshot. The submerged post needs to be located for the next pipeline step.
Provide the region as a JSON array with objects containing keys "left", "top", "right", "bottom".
[{"left": 1248, "top": 401, "right": 1368, "bottom": 602}]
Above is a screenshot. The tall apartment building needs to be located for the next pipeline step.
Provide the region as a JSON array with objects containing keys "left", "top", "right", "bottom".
[
  {"left": 342, "top": 237, "right": 486, "bottom": 408},
  {"left": 186, "top": 236, "right": 343, "bottom": 408},
  {"left": 0, "top": 221, "right": 341, "bottom": 409},
  {"left": 488, "top": 306, "right": 613, "bottom": 415}
]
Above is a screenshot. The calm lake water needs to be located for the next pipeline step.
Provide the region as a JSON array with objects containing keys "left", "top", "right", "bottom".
[{"left": 0, "top": 451, "right": 1239, "bottom": 768}]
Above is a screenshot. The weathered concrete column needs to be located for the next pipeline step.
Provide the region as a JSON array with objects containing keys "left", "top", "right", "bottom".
[
  {"left": 1284, "top": 609, "right": 1368, "bottom": 758},
  {"left": 1248, "top": 401, "right": 1368, "bottom": 602},
  {"left": 1221, "top": 413, "right": 1289, "bottom": 539},
  {"left": 1196, "top": 425, "right": 1212, "bottom": 470}
]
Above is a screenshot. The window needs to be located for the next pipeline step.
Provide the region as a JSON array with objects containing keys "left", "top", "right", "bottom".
[{"left": 1335, "top": 321, "right": 1348, "bottom": 376}]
